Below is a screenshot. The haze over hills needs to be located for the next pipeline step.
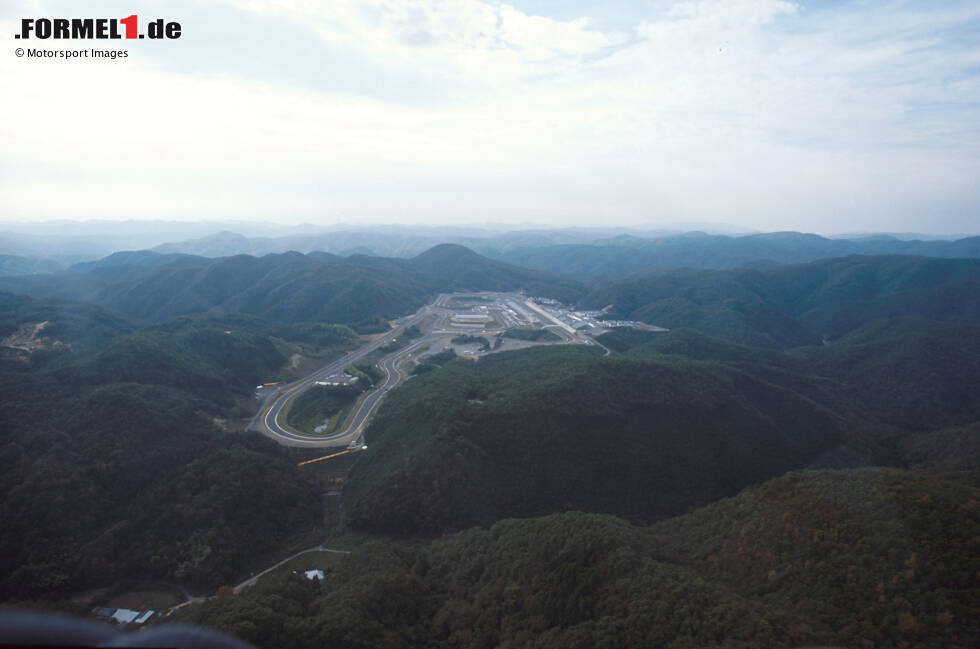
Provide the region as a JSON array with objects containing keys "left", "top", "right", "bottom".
[
  {"left": 0, "top": 255, "right": 86, "bottom": 278},
  {"left": 2, "top": 241, "right": 977, "bottom": 344},
  {"left": 0, "top": 222, "right": 736, "bottom": 261},
  {"left": 0, "top": 228, "right": 977, "bottom": 648},
  {"left": 0, "top": 220, "right": 333, "bottom": 257},
  {"left": 146, "top": 225, "right": 762, "bottom": 259},
  {"left": 2, "top": 222, "right": 977, "bottom": 281},
  {"left": 151, "top": 229, "right": 980, "bottom": 277},
  {"left": 497, "top": 232, "right": 980, "bottom": 280},
  {"left": 7, "top": 0, "right": 980, "bottom": 642},
  {"left": 0, "top": 245, "right": 582, "bottom": 329}
]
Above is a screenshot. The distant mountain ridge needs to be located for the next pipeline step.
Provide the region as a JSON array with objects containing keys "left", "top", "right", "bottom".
[
  {"left": 148, "top": 229, "right": 980, "bottom": 275},
  {"left": 171, "top": 229, "right": 980, "bottom": 282},
  {"left": 148, "top": 227, "right": 693, "bottom": 259},
  {"left": 0, "top": 254, "right": 76, "bottom": 277},
  {"left": 2, "top": 225, "right": 977, "bottom": 281},
  {"left": 0, "top": 244, "right": 583, "bottom": 327},
  {"left": 497, "top": 232, "right": 980, "bottom": 280}
]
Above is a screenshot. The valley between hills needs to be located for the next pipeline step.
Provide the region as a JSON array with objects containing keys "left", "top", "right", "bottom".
[{"left": 0, "top": 238, "right": 977, "bottom": 648}]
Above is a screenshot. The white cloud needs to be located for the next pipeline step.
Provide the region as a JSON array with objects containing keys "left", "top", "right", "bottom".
[{"left": 0, "top": 0, "right": 977, "bottom": 232}]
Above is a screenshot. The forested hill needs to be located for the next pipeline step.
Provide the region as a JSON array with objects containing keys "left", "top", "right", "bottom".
[
  {"left": 610, "top": 317, "right": 980, "bottom": 435},
  {"left": 343, "top": 290, "right": 980, "bottom": 536},
  {"left": 0, "top": 292, "right": 136, "bottom": 353},
  {"left": 0, "top": 244, "right": 582, "bottom": 329},
  {"left": 177, "top": 468, "right": 980, "bottom": 649},
  {"left": 495, "top": 232, "right": 980, "bottom": 280},
  {"left": 343, "top": 345, "right": 851, "bottom": 535},
  {"left": 334, "top": 254, "right": 980, "bottom": 538},
  {"left": 0, "top": 294, "right": 356, "bottom": 599},
  {"left": 581, "top": 255, "right": 980, "bottom": 347}
]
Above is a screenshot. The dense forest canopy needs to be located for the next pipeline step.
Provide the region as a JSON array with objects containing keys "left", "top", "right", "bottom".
[
  {"left": 343, "top": 345, "right": 849, "bottom": 534},
  {"left": 175, "top": 469, "right": 980, "bottom": 649},
  {"left": 580, "top": 255, "right": 980, "bottom": 347},
  {"left": 0, "top": 246, "right": 977, "bottom": 648},
  {"left": 0, "top": 295, "right": 337, "bottom": 598}
]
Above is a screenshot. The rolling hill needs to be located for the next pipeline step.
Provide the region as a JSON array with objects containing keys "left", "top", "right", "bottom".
[
  {"left": 2, "top": 245, "right": 976, "bottom": 647},
  {"left": 581, "top": 255, "right": 980, "bottom": 347},
  {"left": 0, "top": 296, "right": 347, "bottom": 599},
  {"left": 0, "top": 245, "right": 583, "bottom": 328},
  {"left": 342, "top": 269, "right": 980, "bottom": 535},
  {"left": 608, "top": 317, "right": 980, "bottom": 435},
  {"left": 343, "top": 345, "right": 849, "bottom": 535},
  {"left": 146, "top": 228, "right": 980, "bottom": 278},
  {"left": 175, "top": 468, "right": 980, "bottom": 649}
]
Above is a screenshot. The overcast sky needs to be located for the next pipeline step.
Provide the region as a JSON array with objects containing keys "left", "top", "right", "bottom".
[{"left": 1, "top": 0, "right": 978, "bottom": 234}]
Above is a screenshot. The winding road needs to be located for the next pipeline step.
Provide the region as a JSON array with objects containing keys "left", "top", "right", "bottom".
[
  {"left": 248, "top": 296, "right": 451, "bottom": 447},
  {"left": 249, "top": 291, "right": 592, "bottom": 448}
]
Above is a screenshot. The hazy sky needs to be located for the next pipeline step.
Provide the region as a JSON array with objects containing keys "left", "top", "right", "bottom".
[{"left": 1, "top": 0, "right": 978, "bottom": 234}]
